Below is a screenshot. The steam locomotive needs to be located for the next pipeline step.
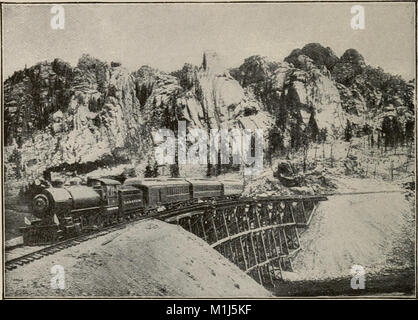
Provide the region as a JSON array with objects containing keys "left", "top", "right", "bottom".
[{"left": 22, "top": 177, "right": 244, "bottom": 244}]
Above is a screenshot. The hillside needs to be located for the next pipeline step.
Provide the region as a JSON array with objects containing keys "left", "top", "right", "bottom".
[
  {"left": 6, "top": 219, "right": 271, "bottom": 297},
  {"left": 4, "top": 43, "right": 414, "bottom": 184},
  {"left": 276, "top": 177, "right": 415, "bottom": 296}
]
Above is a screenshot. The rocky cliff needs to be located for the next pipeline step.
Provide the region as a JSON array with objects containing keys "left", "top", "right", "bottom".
[
  {"left": 4, "top": 44, "right": 414, "bottom": 181},
  {"left": 231, "top": 44, "right": 413, "bottom": 151},
  {"left": 5, "top": 55, "right": 154, "bottom": 180}
]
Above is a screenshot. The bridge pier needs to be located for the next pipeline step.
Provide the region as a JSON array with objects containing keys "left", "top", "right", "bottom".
[{"left": 164, "top": 195, "right": 327, "bottom": 286}]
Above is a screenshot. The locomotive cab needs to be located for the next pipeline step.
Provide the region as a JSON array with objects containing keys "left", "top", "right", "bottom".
[
  {"left": 87, "top": 178, "right": 120, "bottom": 207},
  {"left": 118, "top": 185, "right": 144, "bottom": 216}
]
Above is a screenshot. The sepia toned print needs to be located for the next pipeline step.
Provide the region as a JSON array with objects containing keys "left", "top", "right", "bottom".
[{"left": 1, "top": 2, "right": 416, "bottom": 298}]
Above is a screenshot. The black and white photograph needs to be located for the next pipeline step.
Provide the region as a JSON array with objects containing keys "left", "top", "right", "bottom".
[{"left": 1, "top": 1, "right": 416, "bottom": 300}]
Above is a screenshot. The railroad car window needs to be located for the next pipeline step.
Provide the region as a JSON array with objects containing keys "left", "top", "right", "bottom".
[{"left": 109, "top": 185, "right": 116, "bottom": 197}]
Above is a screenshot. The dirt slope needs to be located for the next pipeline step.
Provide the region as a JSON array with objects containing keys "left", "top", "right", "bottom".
[
  {"left": 287, "top": 177, "right": 415, "bottom": 282},
  {"left": 6, "top": 219, "right": 271, "bottom": 298}
]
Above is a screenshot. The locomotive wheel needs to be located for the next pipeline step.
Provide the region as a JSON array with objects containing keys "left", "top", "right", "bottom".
[
  {"left": 95, "top": 215, "right": 105, "bottom": 229},
  {"left": 80, "top": 216, "right": 89, "bottom": 233}
]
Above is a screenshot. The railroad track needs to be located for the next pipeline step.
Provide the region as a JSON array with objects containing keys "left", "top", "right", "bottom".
[
  {"left": 5, "top": 202, "right": 210, "bottom": 272},
  {"left": 6, "top": 219, "right": 135, "bottom": 271}
]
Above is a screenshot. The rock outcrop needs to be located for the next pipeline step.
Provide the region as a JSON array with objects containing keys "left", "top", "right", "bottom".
[
  {"left": 166, "top": 51, "right": 272, "bottom": 131},
  {"left": 5, "top": 55, "right": 154, "bottom": 180},
  {"left": 3, "top": 44, "right": 414, "bottom": 181},
  {"left": 232, "top": 53, "right": 346, "bottom": 151}
]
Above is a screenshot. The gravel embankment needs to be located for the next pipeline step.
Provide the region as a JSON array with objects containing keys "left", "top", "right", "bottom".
[
  {"left": 6, "top": 219, "right": 271, "bottom": 298},
  {"left": 277, "top": 177, "right": 415, "bottom": 296}
]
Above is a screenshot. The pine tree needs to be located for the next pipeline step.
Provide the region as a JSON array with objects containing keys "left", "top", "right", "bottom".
[
  {"left": 170, "top": 164, "right": 179, "bottom": 178},
  {"left": 144, "top": 162, "right": 153, "bottom": 178},
  {"left": 381, "top": 117, "right": 392, "bottom": 151},
  {"left": 152, "top": 161, "right": 159, "bottom": 177},
  {"left": 344, "top": 120, "right": 353, "bottom": 142},
  {"left": 308, "top": 112, "right": 319, "bottom": 142},
  {"left": 318, "top": 128, "right": 328, "bottom": 144},
  {"left": 405, "top": 119, "right": 414, "bottom": 144}
]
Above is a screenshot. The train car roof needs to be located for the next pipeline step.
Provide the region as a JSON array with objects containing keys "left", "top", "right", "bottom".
[
  {"left": 220, "top": 179, "right": 243, "bottom": 183},
  {"left": 119, "top": 185, "right": 141, "bottom": 191},
  {"left": 185, "top": 178, "right": 222, "bottom": 185},
  {"left": 88, "top": 178, "right": 121, "bottom": 185},
  {"left": 124, "top": 178, "right": 189, "bottom": 187}
]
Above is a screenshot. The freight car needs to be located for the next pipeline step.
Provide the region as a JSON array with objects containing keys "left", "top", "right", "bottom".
[{"left": 21, "top": 177, "right": 244, "bottom": 245}]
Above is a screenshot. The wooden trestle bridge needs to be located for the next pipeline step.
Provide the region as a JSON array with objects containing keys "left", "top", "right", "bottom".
[{"left": 161, "top": 195, "right": 328, "bottom": 286}]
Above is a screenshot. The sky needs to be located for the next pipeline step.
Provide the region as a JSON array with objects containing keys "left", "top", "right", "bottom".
[{"left": 2, "top": 2, "right": 416, "bottom": 80}]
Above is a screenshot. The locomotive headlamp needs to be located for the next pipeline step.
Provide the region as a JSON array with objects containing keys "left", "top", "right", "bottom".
[{"left": 32, "top": 194, "right": 49, "bottom": 214}]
